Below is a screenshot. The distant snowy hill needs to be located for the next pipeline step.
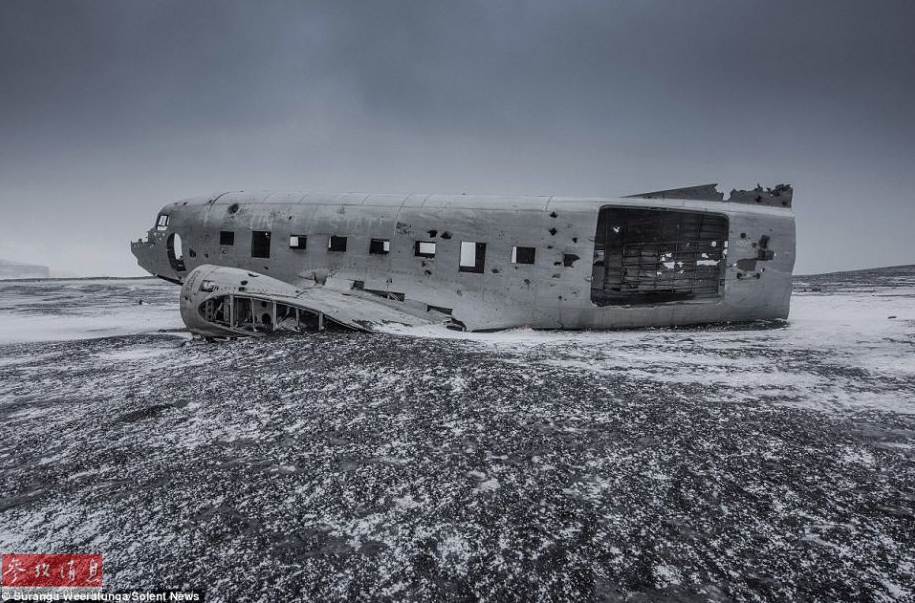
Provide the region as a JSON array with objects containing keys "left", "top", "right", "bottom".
[
  {"left": 796, "top": 263, "right": 915, "bottom": 289},
  {"left": 0, "top": 258, "right": 50, "bottom": 280}
]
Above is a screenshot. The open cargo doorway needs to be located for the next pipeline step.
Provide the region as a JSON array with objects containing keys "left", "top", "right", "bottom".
[{"left": 591, "top": 207, "right": 729, "bottom": 306}]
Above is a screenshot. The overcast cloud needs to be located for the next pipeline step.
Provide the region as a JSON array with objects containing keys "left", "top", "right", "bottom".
[{"left": 1, "top": 0, "right": 913, "bottom": 275}]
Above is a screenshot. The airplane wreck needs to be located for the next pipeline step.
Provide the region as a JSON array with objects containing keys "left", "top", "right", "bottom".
[{"left": 131, "top": 184, "right": 796, "bottom": 337}]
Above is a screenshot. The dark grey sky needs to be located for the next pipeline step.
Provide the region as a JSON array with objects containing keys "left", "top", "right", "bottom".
[{"left": 1, "top": 0, "right": 913, "bottom": 275}]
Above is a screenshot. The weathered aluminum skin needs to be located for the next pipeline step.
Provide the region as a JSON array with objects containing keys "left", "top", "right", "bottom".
[{"left": 131, "top": 188, "right": 796, "bottom": 331}]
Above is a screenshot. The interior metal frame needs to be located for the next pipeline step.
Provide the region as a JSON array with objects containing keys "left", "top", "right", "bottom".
[{"left": 591, "top": 206, "right": 729, "bottom": 306}]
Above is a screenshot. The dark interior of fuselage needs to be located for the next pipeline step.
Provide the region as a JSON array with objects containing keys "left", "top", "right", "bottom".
[{"left": 590, "top": 207, "right": 729, "bottom": 306}]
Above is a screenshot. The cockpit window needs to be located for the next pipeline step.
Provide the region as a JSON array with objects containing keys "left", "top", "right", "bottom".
[{"left": 156, "top": 214, "right": 170, "bottom": 230}]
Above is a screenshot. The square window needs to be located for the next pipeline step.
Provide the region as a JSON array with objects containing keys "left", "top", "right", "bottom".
[
  {"left": 512, "top": 246, "right": 536, "bottom": 264},
  {"left": 369, "top": 238, "right": 390, "bottom": 254},
  {"left": 414, "top": 241, "right": 437, "bottom": 258},
  {"left": 156, "top": 214, "right": 170, "bottom": 230},
  {"left": 328, "top": 235, "right": 347, "bottom": 252},
  {"left": 220, "top": 231, "right": 235, "bottom": 246},
  {"left": 251, "top": 231, "right": 271, "bottom": 259},
  {"left": 459, "top": 241, "right": 486, "bottom": 273},
  {"left": 289, "top": 235, "right": 307, "bottom": 250}
]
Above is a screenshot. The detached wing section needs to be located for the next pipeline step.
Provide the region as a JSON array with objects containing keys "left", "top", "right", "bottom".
[{"left": 180, "top": 265, "right": 438, "bottom": 338}]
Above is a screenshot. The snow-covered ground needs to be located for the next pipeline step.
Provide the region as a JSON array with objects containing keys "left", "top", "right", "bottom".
[
  {"left": 0, "top": 278, "right": 183, "bottom": 344},
  {"left": 0, "top": 269, "right": 913, "bottom": 601},
  {"left": 383, "top": 277, "right": 915, "bottom": 415}
]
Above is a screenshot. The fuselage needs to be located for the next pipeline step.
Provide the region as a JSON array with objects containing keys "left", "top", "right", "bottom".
[{"left": 131, "top": 189, "right": 796, "bottom": 331}]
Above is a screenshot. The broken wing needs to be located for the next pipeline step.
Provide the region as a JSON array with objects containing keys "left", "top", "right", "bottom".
[{"left": 180, "top": 265, "right": 438, "bottom": 338}]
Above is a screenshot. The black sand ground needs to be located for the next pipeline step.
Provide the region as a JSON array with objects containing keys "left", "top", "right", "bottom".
[{"left": 1, "top": 270, "right": 913, "bottom": 602}]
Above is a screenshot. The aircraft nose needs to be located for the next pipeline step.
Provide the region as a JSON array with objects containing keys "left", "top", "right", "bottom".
[
  {"left": 131, "top": 237, "right": 159, "bottom": 274},
  {"left": 130, "top": 229, "right": 184, "bottom": 283}
]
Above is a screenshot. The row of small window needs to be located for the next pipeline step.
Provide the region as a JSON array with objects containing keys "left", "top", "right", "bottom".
[{"left": 220, "top": 230, "right": 538, "bottom": 271}]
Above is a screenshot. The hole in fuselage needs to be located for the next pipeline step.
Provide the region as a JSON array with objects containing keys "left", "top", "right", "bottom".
[
  {"left": 590, "top": 207, "right": 728, "bottom": 306},
  {"left": 166, "top": 233, "right": 186, "bottom": 272}
]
